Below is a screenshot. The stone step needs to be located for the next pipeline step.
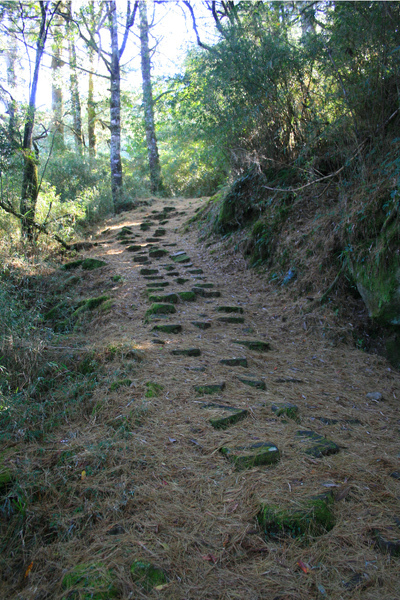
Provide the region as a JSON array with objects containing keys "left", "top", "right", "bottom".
[
  {"left": 152, "top": 324, "right": 182, "bottom": 334},
  {"left": 147, "top": 293, "right": 179, "bottom": 304},
  {"left": 194, "top": 382, "right": 225, "bottom": 394},
  {"left": 140, "top": 268, "right": 158, "bottom": 275},
  {"left": 217, "top": 316, "right": 244, "bottom": 324},
  {"left": 271, "top": 402, "right": 300, "bottom": 422},
  {"left": 296, "top": 430, "right": 340, "bottom": 458},
  {"left": 217, "top": 306, "right": 244, "bottom": 314},
  {"left": 171, "top": 348, "right": 201, "bottom": 357},
  {"left": 237, "top": 376, "right": 266, "bottom": 390},
  {"left": 126, "top": 244, "right": 142, "bottom": 252},
  {"left": 220, "top": 357, "right": 248, "bottom": 367},
  {"left": 149, "top": 248, "right": 169, "bottom": 258},
  {"left": 194, "top": 283, "right": 214, "bottom": 288},
  {"left": 175, "top": 278, "right": 190, "bottom": 285},
  {"left": 232, "top": 340, "right": 271, "bottom": 352},
  {"left": 145, "top": 303, "right": 176, "bottom": 319},
  {"left": 143, "top": 275, "right": 165, "bottom": 281},
  {"left": 171, "top": 254, "right": 191, "bottom": 264},
  {"left": 220, "top": 442, "right": 280, "bottom": 470},
  {"left": 193, "top": 287, "right": 221, "bottom": 298},
  {"left": 188, "top": 269, "right": 203, "bottom": 274},
  {"left": 191, "top": 321, "right": 212, "bottom": 330},
  {"left": 146, "top": 281, "right": 169, "bottom": 288},
  {"left": 153, "top": 228, "right": 166, "bottom": 237},
  {"left": 134, "top": 257, "right": 149, "bottom": 264},
  {"left": 178, "top": 291, "right": 197, "bottom": 301},
  {"left": 200, "top": 402, "right": 248, "bottom": 430}
]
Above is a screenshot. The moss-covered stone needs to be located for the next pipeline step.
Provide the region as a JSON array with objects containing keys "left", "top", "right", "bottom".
[
  {"left": 217, "top": 306, "right": 244, "bottom": 314},
  {"left": 140, "top": 222, "right": 152, "bottom": 231},
  {"left": 194, "top": 283, "right": 214, "bottom": 289},
  {"left": 145, "top": 303, "right": 176, "bottom": 320},
  {"left": 61, "top": 562, "right": 119, "bottom": 600},
  {"left": 171, "top": 348, "right": 201, "bottom": 357},
  {"left": 153, "top": 228, "right": 166, "bottom": 237},
  {"left": 201, "top": 402, "right": 248, "bottom": 429},
  {"left": 193, "top": 287, "right": 221, "bottom": 298},
  {"left": 81, "top": 258, "right": 107, "bottom": 270},
  {"left": 130, "top": 560, "right": 167, "bottom": 591},
  {"left": 257, "top": 494, "right": 335, "bottom": 540},
  {"left": 110, "top": 378, "right": 132, "bottom": 391},
  {"left": 126, "top": 244, "right": 142, "bottom": 252},
  {"left": 237, "top": 376, "right": 266, "bottom": 389},
  {"left": 188, "top": 269, "right": 203, "bottom": 274},
  {"left": 296, "top": 430, "right": 340, "bottom": 457},
  {"left": 140, "top": 268, "right": 158, "bottom": 275},
  {"left": 178, "top": 291, "right": 197, "bottom": 301},
  {"left": 220, "top": 357, "right": 248, "bottom": 367},
  {"left": 217, "top": 316, "right": 244, "bottom": 324},
  {"left": 220, "top": 442, "right": 280, "bottom": 469},
  {"left": 148, "top": 293, "right": 179, "bottom": 304},
  {"left": 145, "top": 382, "right": 164, "bottom": 398},
  {"left": 175, "top": 277, "right": 190, "bottom": 284},
  {"left": 272, "top": 402, "right": 300, "bottom": 422},
  {"left": 232, "top": 340, "right": 271, "bottom": 352},
  {"left": 171, "top": 252, "right": 191, "bottom": 263},
  {"left": 163, "top": 265, "right": 176, "bottom": 271},
  {"left": 144, "top": 275, "right": 165, "bottom": 280},
  {"left": 72, "top": 295, "right": 110, "bottom": 317},
  {"left": 194, "top": 382, "right": 225, "bottom": 394},
  {"left": 149, "top": 248, "right": 169, "bottom": 258},
  {"left": 62, "top": 259, "right": 84, "bottom": 270},
  {"left": 191, "top": 321, "right": 212, "bottom": 330},
  {"left": 152, "top": 324, "right": 182, "bottom": 334},
  {"left": 146, "top": 281, "right": 169, "bottom": 287}
]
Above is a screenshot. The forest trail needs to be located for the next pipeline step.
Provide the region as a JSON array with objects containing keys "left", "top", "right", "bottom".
[{"left": 27, "top": 198, "right": 400, "bottom": 599}]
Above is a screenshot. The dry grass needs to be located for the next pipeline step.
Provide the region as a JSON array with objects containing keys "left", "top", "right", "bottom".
[{"left": 0, "top": 197, "right": 399, "bottom": 599}]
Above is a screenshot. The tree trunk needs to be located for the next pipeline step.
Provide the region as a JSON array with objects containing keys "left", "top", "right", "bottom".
[
  {"left": 88, "top": 49, "right": 97, "bottom": 157},
  {"left": 139, "top": 0, "right": 163, "bottom": 194},
  {"left": 20, "top": 1, "right": 49, "bottom": 242},
  {"left": 51, "top": 42, "right": 64, "bottom": 148},
  {"left": 6, "top": 30, "right": 17, "bottom": 146},
  {"left": 109, "top": 0, "right": 123, "bottom": 210},
  {"left": 68, "top": 35, "right": 83, "bottom": 150}
]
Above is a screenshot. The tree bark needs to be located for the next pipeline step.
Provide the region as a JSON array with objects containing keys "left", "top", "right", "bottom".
[
  {"left": 68, "top": 35, "right": 83, "bottom": 150},
  {"left": 51, "top": 42, "right": 64, "bottom": 148},
  {"left": 20, "top": 1, "right": 50, "bottom": 241},
  {"left": 87, "top": 2, "right": 97, "bottom": 157},
  {"left": 139, "top": 0, "right": 163, "bottom": 194},
  {"left": 108, "top": 0, "right": 123, "bottom": 209}
]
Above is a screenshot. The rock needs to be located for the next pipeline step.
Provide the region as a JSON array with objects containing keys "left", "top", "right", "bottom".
[
  {"left": 178, "top": 291, "right": 197, "bottom": 301},
  {"left": 258, "top": 493, "right": 335, "bottom": 539},
  {"left": 390, "top": 471, "right": 400, "bottom": 479},
  {"left": 143, "top": 275, "right": 165, "bottom": 280},
  {"left": 193, "top": 283, "right": 214, "bottom": 288},
  {"left": 366, "top": 392, "right": 383, "bottom": 402},
  {"left": 146, "top": 281, "right": 169, "bottom": 288},
  {"left": 140, "top": 268, "right": 158, "bottom": 275},
  {"left": 220, "top": 357, "right": 248, "bottom": 367},
  {"left": 149, "top": 248, "right": 169, "bottom": 258},
  {"left": 191, "top": 321, "right": 212, "bottom": 330},
  {"left": 171, "top": 348, "right": 201, "bottom": 357},
  {"left": 220, "top": 442, "right": 280, "bottom": 469},
  {"left": 134, "top": 256, "right": 149, "bottom": 263},
  {"left": 175, "top": 278, "right": 190, "bottom": 284},
  {"left": 201, "top": 402, "right": 248, "bottom": 429},
  {"left": 232, "top": 340, "right": 271, "bottom": 352},
  {"left": 163, "top": 265, "right": 176, "bottom": 271},
  {"left": 145, "top": 303, "right": 176, "bottom": 318},
  {"left": 271, "top": 402, "right": 300, "bottom": 422},
  {"left": 217, "top": 316, "right": 244, "bottom": 323},
  {"left": 126, "top": 245, "right": 142, "bottom": 252},
  {"left": 193, "top": 287, "right": 221, "bottom": 298},
  {"left": 194, "top": 382, "right": 225, "bottom": 394},
  {"left": 217, "top": 306, "right": 243, "bottom": 314},
  {"left": 151, "top": 339, "right": 165, "bottom": 344},
  {"left": 140, "top": 222, "right": 152, "bottom": 230},
  {"left": 188, "top": 269, "right": 204, "bottom": 274},
  {"left": 62, "top": 258, "right": 107, "bottom": 271},
  {"left": 237, "top": 376, "right": 266, "bottom": 389},
  {"left": 152, "top": 324, "right": 182, "bottom": 334},
  {"left": 171, "top": 253, "right": 191, "bottom": 264},
  {"left": 374, "top": 530, "right": 400, "bottom": 556},
  {"left": 106, "top": 524, "right": 126, "bottom": 535},
  {"left": 153, "top": 228, "right": 166, "bottom": 237},
  {"left": 296, "top": 430, "right": 340, "bottom": 458},
  {"left": 147, "top": 293, "right": 179, "bottom": 304}
]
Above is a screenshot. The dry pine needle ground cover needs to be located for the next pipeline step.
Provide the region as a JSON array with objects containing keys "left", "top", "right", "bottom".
[{"left": 1, "top": 197, "right": 400, "bottom": 600}]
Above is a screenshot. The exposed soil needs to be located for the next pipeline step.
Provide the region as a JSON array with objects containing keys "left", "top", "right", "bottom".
[{"left": 3, "top": 197, "right": 400, "bottom": 600}]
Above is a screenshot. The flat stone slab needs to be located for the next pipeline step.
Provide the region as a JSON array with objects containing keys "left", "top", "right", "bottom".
[
  {"left": 217, "top": 316, "right": 244, "bottom": 324},
  {"left": 297, "top": 430, "right": 340, "bottom": 458},
  {"left": 237, "top": 376, "right": 266, "bottom": 389},
  {"left": 146, "top": 281, "right": 169, "bottom": 287},
  {"left": 220, "top": 357, "right": 248, "bottom": 367},
  {"left": 145, "top": 303, "right": 176, "bottom": 318},
  {"left": 152, "top": 324, "right": 182, "bottom": 334},
  {"left": 143, "top": 275, "right": 165, "bottom": 280},
  {"left": 149, "top": 248, "right": 169, "bottom": 258},
  {"left": 188, "top": 269, "right": 203, "bottom": 274},
  {"left": 194, "top": 283, "right": 214, "bottom": 288},
  {"left": 178, "top": 291, "right": 197, "bottom": 301},
  {"left": 126, "top": 244, "right": 142, "bottom": 252},
  {"left": 200, "top": 402, "right": 248, "bottom": 429},
  {"left": 220, "top": 442, "right": 280, "bottom": 470},
  {"left": 194, "top": 382, "right": 225, "bottom": 394},
  {"left": 140, "top": 222, "right": 153, "bottom": 230},
  {"left": 217, "top": 306, "right": 243, "bottom": 313},
  {"left": 272, "top": 402, "right": 299, "bottom": 421},
  {"left": 163, "top": 265, "right": 176, "bottom": 271},
  {"left": 232, "top": 340, "right": 271, "bottom": 352},
  {"left": 148, "top": 293, "right": 179, "bottom": 304},
  {"left": 140, "top": 268, "right": 158, "bottom": 275},
  {"left": 175, "top": 278, "right": 190, "bottom": 284},
  {"left": 192, "top": 321, "right": 212, "bottom": 330},
  {"left": 193, "top": 287, "right": 221, "bottom": 298},
  {"left": 153, "top": 228, "right": 166, "bottom": 236},
  {"left": 134, "top": 256, "right": 149, "bottom": 263},
  {"left": 171, "top": 348, "right": 201, "bottom": 357}
]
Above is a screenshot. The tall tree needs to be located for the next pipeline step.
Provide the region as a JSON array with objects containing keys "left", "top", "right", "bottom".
[
  {"left": 51, "top": 14, "right": 65, "bottom": 149},
  {"left": 20, "top": 1, "right": 60, "bottom": 241},
  {"left": 66, "top": 1, "right": 83, "bottom": 150},
  {"left": 139, "top": 0, "right": 163, "bottom": 194}
]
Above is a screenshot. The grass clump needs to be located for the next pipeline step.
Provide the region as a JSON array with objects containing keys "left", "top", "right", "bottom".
[
  {"left": 61, "top": 562, "right": 119, "bottom": 599},
  {"left": 110, "top": 378, "right": 132, "bottom": 391},
  {"left": 130, "top": 560, "right": 167, "bottom": 591},
  {"left": 145, "top": 382, "right": 164, "bottom": 398}
]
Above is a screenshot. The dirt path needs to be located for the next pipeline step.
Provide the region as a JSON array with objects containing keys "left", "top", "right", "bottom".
[{"left": 28, "top": 198, "right": 400, "bottom": 598}]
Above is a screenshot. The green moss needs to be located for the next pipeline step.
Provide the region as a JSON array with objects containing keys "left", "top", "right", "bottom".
[
  {"left": 147, "top": 293, "right": 179, "bottom": 304},
  {"left": 73, "top": 295, "right": 110, "bottom": 317},
  {"left": 220, "top": 357, "right": 248, "bottom": 367},
  {"left": 171, "top": 253, "right": 191, "bottom": 263},
  {"left": 272, "top": 402, "right": 300, "bottom": 422},
  {"left": 217, "top": 305, "right": 243, "bottom": 313},
  {"left": 257, "top": 495, "right": 335, "bottom": 540},
  {"left": 175, "top": 277, "right": 190, "bottom": 284},
  {"left": 0, "top": 452, "right": 13, "bottom": 489},
  {"left": 62, "top": 259, "right": 84, "bottom": 270},
  {"left": 130, "top": 560, "right": 167, "bottom": 591},
  {"left": 191, "top": 321, "right": 211, "bottom": 330},
  {"left": 44, "top": 301, "right": 70, "bottom": 321},
  {"left": 140, "top": 268, "right": 158, "bottom": 275},
  {"left": 145, "top": 303, "right": 176, "bottom": 321},
  {"left": 81, "top": 258, "right": 107, "bottom": 270},
  {"left": 110, "top": 378, "right": 132, "bottom": 391},
  {"left": 149, "top": 248, "right": 168, "bottom": 258},
  {"left": 220, "top": 442, "right": 280, "bottom": 469},
  {"left": 145, "top": 382, "right": 164, "bottom": 398},
  {"left": 61, "top": 562, "right": 119, "bottom": 600},
  {"left": 237, "top": 377, "right": 266, "bottom": 389},
  {"left": 152, "top": 324, "right": 182, "bottom": 334},
  {"left": 112, "top": 275, "right": 123, "bottom": 282},
  {"left": 201, "top": 403, "right": 248, "bottom": 429},
  {"left": 98, "top": 299, "right": 114, "bottom": 312},
  {"left": 194, "top": 383, "right": 225, "bottom": 394},
  {"left": 178, "top": 291, "right": 196, "bottom": 301},
  {"left": 296, "top": 430, "right": 340, "bottom": 458},
  {"left": 126, "top": 245, "right": 142, "bottom": 252}
]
